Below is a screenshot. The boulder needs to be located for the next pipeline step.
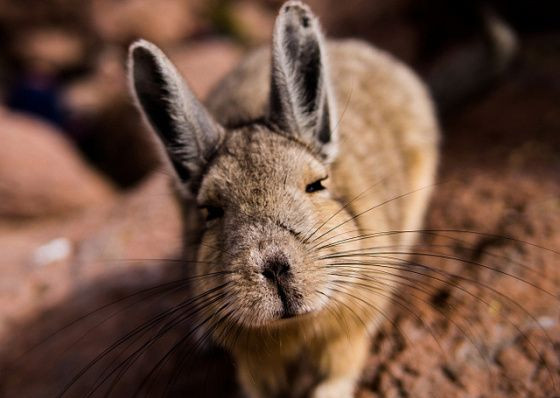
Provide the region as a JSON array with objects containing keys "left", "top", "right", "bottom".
[
  {"left": 168, "top": 39, "right": 243, "bottom": 99},
  {"left": 91, "top": 0, "right": 205, "bottom": 46},
  {"left": 0, "top": 108, "right": 114, "bottom": 219}
]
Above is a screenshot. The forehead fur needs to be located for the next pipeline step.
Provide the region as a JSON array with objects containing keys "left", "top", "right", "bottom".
[{"left": 198, "top": 126, "right": 327, "bottom": 205}]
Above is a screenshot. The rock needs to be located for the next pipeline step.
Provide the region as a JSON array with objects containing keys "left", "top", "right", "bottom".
[
  {"left": 74, "top": 173, "right": 183, "bottom": 276},
  {"left": 229, "top": 0, "right": 275, "bottom": 45},
  {"left": 63, "top": 47, "right": 160, "bottom": 188},
  {"left": 63, "top": 47, "right": 127, "bottom": 114},
  {"left": 91, "top": 0, "right": 205, "bottom": 46},
  {"left": 0, "top": 173, "right": 184, "bottom": 397},
  {"left": 13, "top": 27, "right": 86, "bottom": 73},
  {"left": 168, "top": 39, "right": 243, "bottom": 99},
  {"left": 0, "top": 108, "right": 114, "bottom": 219}
]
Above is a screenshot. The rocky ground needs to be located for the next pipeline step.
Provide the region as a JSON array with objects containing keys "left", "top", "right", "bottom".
[{"left": 0, "top": 1, "right": 559, "bottom": 398}]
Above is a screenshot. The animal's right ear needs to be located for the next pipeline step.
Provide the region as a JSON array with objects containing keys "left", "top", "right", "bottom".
[{"left": 128, "top": 40, "right": 223, "bottom": 194}]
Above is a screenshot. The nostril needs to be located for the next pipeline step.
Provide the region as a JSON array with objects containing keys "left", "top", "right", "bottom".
[
  {"left": 277, "top": 261, "right": 289, "bottom": 276},
  {"left": 262, "top": 268, "right": 276, "bottom": 281},
  {"left": 262, "top": 259, "right": 291, "bottom": 281}
]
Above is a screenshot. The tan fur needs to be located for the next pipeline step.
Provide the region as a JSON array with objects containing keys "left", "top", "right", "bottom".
[
  {"left": 199, "top": 40, "right": 439, "bottom": 398},
  {"left": 129, "top": 2, "right": 439, "bottom": 397}
]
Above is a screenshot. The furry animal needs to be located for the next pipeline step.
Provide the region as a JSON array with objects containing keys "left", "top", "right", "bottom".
[{"left": 128, "top": 1, "right": 439, "bottom": 397}]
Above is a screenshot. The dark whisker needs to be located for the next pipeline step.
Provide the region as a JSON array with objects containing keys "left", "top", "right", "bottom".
[
  {"left": 318, "top": 250, "right": 559, "bottom": 300},
  {"left": 57, "top": 282, "right": 231, "bottom": 397},
  {"left": 327, "top": 272, "right": 527, "bottom": 392},
  {"left": 301, "top": 176, "right": 390, "bottom": 244},
  {"left": 131, "top": 298, "right": 233, "bottom": 397},
  {"left": 311, "top": 228, "right": 560, "bottom": 258},
  {"left": 16, "top": 270, "right": 233, "bottom": 363},
  {"left": 307, "top": 183, "right": 441, "bottom": 247},
  {"left": 89, "top": 289, "right": 230, "bottom": 398},
  {"left": 312, "top": 239, "right": 547, "bottom": 285},
  {"left": 323, "top": 258, "right": 559, "bottom": 389}
]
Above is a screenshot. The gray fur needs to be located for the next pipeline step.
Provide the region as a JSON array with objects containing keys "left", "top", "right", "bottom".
[
  {"left": 128, "top": 40, "right": 223, "bottom": 191},
  {"left": 269, "top": 1, "right": 337, "bottom": 160}
]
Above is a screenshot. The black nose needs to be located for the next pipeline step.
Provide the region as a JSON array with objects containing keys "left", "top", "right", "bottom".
[{"left": 262, "top": 258, "right": 290, "bottom": 282}]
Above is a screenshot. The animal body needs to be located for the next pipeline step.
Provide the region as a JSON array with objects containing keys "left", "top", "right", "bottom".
[{"left": 128, "top": 1, "right": 439, "bottom": 397}]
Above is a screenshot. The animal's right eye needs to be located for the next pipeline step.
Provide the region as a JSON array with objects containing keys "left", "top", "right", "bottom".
[{"left": 199, "top": 205, "right": 224, "bottom": 222}]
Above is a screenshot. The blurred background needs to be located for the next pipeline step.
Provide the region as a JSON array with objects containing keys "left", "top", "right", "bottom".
[{"left": 0, "top": 1, "right": 559, "bottom": 397}]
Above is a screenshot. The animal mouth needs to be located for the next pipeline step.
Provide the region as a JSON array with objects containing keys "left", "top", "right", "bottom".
[
  {"left": 278, "top": 296, "right": 314, "bottom": 320},
  {"left": 280, "top": 308, "right": 312, "bottom": 319},
  {"left": 275, "top": 282, "right": 294, "bottom": 317},
  {"left": 275, "top": 308, "right": 315, "bottom": 325},
  {"left": 280, "top": 312, "right": 296, "bottom": 319}
]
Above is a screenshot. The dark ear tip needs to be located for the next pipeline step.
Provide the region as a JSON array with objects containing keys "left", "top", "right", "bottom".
[{"left": 280, "top": 1, "right": 313, "bottom": 19}]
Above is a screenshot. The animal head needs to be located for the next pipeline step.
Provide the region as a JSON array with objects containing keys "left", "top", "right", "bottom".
[{"left": 128, "top": 1, "right": 362, "bottom": 335}]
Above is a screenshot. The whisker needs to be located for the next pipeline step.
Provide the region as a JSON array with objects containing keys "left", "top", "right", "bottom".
[
  {"left": 323, "top": 258, "right": 559, "bottom": 389},
  {"left": 302, "top": 176, "right": 389, "bottom": 244},
  {"left": 57, "top": 282, "right": 231, "bottom": 397},
  {"left": 311, "top": 228, "right": 560, "bottom": 258},
  {"left": 307, "top": 183, "right": 441, "bottom": 247},
  {"left": 132, "top": 299, "right": 233, "bottom": 397},
  {"left": 15, "top": 270, "right": 233, "bottom": 363},
  {"left": 327, "top": 272, "right": 526, "bottom": 393},
  {"left": 312, "top": 239, "right": 546, "bottom": 286},
  {"left": 89, "top": 289, "right": 230, "bottom": 398},
  {"left": 163, "top": 306, "right": 239, "bottom": 396},
  {"left": 329, "top": 276, "right": 466, "bottom": 365},
  {"left": 318, "top": 250, "right": 559, "bottom": 300}
]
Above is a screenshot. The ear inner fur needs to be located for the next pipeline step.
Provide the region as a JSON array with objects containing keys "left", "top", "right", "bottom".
[
  {"left": 128, "top": 40, "right": 223, "bottom": 192},
  {"left": 268, "top": 1, "right": 337, "bottom": 160}
]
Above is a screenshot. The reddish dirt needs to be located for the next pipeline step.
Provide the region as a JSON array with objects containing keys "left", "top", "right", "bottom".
[{"left": 356, "top": 35, "right": 560, "bottom": 398}]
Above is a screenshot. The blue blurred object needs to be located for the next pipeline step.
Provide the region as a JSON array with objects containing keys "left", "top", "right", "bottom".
[{"left": 6, "top": 73, "right": 67, "bottom": 129}]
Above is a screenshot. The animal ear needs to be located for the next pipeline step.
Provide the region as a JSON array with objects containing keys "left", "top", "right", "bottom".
[
  {"left": 268, "top": 1, "right": 337, "bottom": 160},
  {"left": 128, "top": 39, "right": 223, "bottom": 193}
]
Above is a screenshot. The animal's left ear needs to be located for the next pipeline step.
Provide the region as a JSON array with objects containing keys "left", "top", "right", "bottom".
[{"left": 268, "top": 1, "right": 337, "bottom": 161}]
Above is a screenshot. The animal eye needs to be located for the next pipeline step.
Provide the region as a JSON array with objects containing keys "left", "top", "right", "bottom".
[
  {"left": 200, "top": 205, "right": 224, "bottom": 222},
  {"left": 305, "top": 177, "right": 327, "bottom": 193}
]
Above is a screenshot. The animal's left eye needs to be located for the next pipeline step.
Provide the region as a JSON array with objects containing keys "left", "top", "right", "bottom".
[{"left": 305, "top": 177, "right": 327, "bottom": 193}]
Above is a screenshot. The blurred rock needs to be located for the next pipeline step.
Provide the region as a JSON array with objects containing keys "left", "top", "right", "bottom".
[
  {"left": 169, "top": 39, "right": 243, "bottom": 98},
  {"left": 307, "top": 0, "right": 411, "bottom": 30},
  {"left": 64, "top": 47, "right": 127, "bottom": 114},
  {"left": 13, "top": 27, "right": 86, "bottom": 74},
  {"left": 63, "top": 47, "right": 160, "bottom": 188},
  {"left": 78, "top": 100, "right": 161, "bottom": 189},
  {"left": 0, "top": 173, "right": 177, "bottom": 313},
  {"left": 0, "top": 0, "right": 96, "bottom": 81},
  {"left": 229, "top": 0, "right": 275, "bottom": 45},
  {"left": 74, "top": 173, "right": 182, "bottom": 276},
  {"left": 91, "top": 0, "right": 205, "bottom": 46},
  {"left": 0, "top": 172, "right": 184, "bottom": 397},
  {"left": 0, "top": 108, "right": 114, "bottom": 219}
]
